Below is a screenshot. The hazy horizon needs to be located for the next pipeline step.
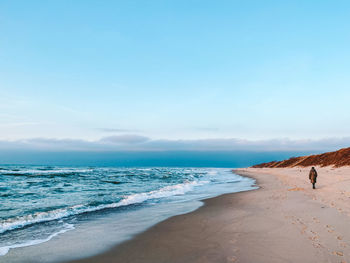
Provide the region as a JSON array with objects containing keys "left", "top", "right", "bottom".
[{"left": 0, "top": 150, "right": 317, "bottom": 167}]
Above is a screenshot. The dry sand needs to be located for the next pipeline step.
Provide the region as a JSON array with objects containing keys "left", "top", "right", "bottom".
[{"left": 67, "top": 167, "right": 350, "bottom": 263}]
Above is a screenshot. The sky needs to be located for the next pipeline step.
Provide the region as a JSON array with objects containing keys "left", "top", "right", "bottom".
[{"left": 1, "top": 0, "right": 350, "bottom": 153}]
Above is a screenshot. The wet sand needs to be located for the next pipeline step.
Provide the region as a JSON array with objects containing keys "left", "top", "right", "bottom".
[{"left": 67, "top": 167, "right": 350, "bottom": 263}]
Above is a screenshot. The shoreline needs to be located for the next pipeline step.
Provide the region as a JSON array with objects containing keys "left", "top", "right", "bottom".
[
  {"left": 62, "top": 171, "right": 258, "bottom": 263},
  {"left": 0, "top": 168, "right": 256, "bottom": 263},
  {"left": 66, "top": 167, "right": 350, "bottom": 262},
  {"left": 66, "top": 176, "right": 258, "bottom": 263}
]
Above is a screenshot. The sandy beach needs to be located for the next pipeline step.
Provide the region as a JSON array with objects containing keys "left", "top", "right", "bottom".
[
  {"left": 65, "top": 166, "right": 350, "bottom": 263},
  {"left": 2, "top": 1, "right": 349, "bottom": 262}
]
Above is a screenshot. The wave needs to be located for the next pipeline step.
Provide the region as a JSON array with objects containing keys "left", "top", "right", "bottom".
[
  {"left": 0, "top": 180, "right": 207, "bottom": 234},
  {"left": 0, "top": 168, "right": 93, "bottom": 177},
  {"left": 0, "top": 223, "right": 74, "bottom": 256}
]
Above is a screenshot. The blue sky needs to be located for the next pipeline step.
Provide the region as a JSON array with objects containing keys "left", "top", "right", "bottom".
[{"left": 1, "top": 0, "right": 350, "bottom": 151}]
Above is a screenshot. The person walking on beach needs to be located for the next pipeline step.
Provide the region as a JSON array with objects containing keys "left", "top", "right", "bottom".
[{"left": 309, "top": 167, "right": 318, "bottom": 189}]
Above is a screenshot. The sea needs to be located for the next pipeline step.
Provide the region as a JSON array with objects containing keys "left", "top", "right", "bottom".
[{"left": 0, "top": 165, "right": 256, "bottom": 263}]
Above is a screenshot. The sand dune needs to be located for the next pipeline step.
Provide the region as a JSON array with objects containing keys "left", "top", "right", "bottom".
[{"left": 253, "top": 147, "right": 350, "bottom": 168}]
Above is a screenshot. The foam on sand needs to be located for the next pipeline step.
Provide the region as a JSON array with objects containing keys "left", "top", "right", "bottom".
[{"left": 0, "top": 223, "right": 75, "bottom": 256}]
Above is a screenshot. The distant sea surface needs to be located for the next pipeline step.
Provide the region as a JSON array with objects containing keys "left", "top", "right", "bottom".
[{"left": 0, "top": 166, "right": 256, "bottom": 262}]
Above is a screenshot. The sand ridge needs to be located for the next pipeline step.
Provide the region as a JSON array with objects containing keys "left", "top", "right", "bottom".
[{"left": 253, "top": 147, "right": 350, "bottom": 168}]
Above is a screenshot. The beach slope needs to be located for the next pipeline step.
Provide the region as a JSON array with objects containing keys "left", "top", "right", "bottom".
[{"left": 67, "top": 166, "right": 350, "bottom": 263}]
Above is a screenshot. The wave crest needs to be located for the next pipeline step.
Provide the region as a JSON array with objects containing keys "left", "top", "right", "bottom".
[{"left": 0, "top": 180, "right": 206, "bottom": 234}]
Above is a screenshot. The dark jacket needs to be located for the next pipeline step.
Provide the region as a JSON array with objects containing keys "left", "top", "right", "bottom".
[{"left": 309, "top": 168, "right": 317, "bottom": 184}]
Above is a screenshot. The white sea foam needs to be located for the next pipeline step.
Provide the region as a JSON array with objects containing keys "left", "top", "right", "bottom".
[
  {"left": 0, "top": 223, "right": 74, "bottom": 256},
  {"left": 0, "top": 180, "right": 207, "bottom": 234},
  {"left": 206, "top": 169, "right": 219, "bottom": 175},
  {"left": 3, "top": 168, "right": 93, "bottom": 175},
  {"left": 116, "top": 180, "right": 208, "bottom": 207}
]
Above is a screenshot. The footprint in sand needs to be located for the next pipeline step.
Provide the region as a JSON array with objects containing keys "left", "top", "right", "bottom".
[
  {"left": 313, "top": 243, "right": 322, "bottom": 249},
  {"left": 300, "top": 225, "right": 307, "bottom": 234},
  {"left": 326, "top": 224, "right": 335, "bottom": 233},
  {"left": 326, "top": 224, "right": 332, "bottom": 228},
  {"left": 332, "top": 251, "right": 343, "bottom": 256},
  {"left": 308, "top": 230, "right": 319, "bottom": 242},
  {"left": 288, "top": 187, "right": 305, "bottom": 191},
  {"left": 309, "top": 236, "right": 318, "bottom": 241}
]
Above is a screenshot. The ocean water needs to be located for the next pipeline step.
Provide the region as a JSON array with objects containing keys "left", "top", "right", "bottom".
[{"left": 0, "top": 166, "right": 256, "bottom": 262}]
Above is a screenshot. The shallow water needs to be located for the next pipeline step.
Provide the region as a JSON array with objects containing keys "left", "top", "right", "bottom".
[{"left": 0, "top": 166, "right": 255, "bottom": 262}]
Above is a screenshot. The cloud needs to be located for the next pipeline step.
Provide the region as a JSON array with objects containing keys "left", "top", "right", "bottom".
[
  {"left": 99, "top": 135, "right": 150, "bottom": 144},
  {"left": 140, "top": 137, "right": 350, "bottom": 152},
  {"left": 0, "top": 136, "right": 350, "bottom": 152}
]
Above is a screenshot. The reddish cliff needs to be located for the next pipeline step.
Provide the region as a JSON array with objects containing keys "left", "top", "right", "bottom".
[{"left": 252, "top": 147, "right": 350, "bottom": 168}]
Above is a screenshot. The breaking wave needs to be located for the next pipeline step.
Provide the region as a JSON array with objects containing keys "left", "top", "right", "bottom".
[{"left": 0, "top": 180, "right": 207, "bottom": 234}]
